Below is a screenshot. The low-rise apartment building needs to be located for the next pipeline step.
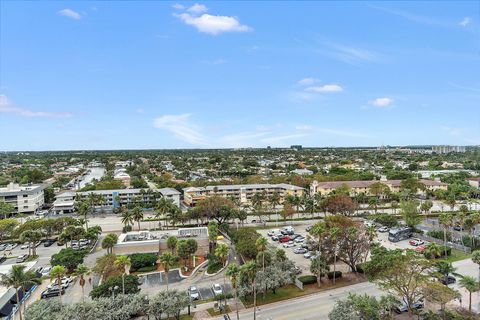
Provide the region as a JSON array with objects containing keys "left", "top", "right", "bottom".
[
  {"left": 52, "top": 187, "right": 181, "bottom": 214},
  {"left": 468, "top": 178, "right": 480, "bottom": 189},
  {"left": 0, "top": 183, "right": 44, "bottom": 214},
  {"left": 183, "top": 183, "right": 304, "bottom": 207},
  {"left": 310, "top": 179, "right": 448, "bottom": 197}
]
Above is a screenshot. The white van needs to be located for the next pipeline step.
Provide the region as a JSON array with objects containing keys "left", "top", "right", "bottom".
[{"left": 282, "top": 226, "right": 295, "bottom": 235}]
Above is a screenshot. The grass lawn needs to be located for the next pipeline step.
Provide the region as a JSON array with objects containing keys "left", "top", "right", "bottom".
[
  {"left": 443, "top": 249, "right": 471, "bottom": 263},
  {"left": 242, "top": 274, "right": 367, "bottom": 308},
  {"left": 207, "top": 306, "right": 232, "bottom": 316}
]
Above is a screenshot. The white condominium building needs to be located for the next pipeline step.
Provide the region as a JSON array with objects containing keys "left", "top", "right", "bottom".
[
  {"left": 183, "top": 183, "right": 305, "bottom": 207},
  {"left": 0, "top": 183, "right": 45, "bottom": 214}
]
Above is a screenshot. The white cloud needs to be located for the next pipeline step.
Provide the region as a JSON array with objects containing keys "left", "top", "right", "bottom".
[
  {"left": 298, "top": 77, "right": 318, "bottom": 86},
  {"left": 317, "top": 128, "right": 370, "bottom": 138},
  {"left": 58, "top": 8, "right": 82, "bottom": 20},
  {"left": 220, "top": 132, "right": 269, "bottom": 148},
  {"left": 370, "top": 97, "right": 394, "bottom": 107},
  {"left": 305, "top": 84, "right": 343, "bottom": 93},
  {"left": 459, "top": 17, "right": 471, "bottom": 27},
  {"left": 0, "top": 95, "right": 73, "bottom": 118},
  {"left": 172, "top": 4, "right": 185, "bottom": 10},
  {"left": 329, "top": 43, "right": 377, "bottom": 64},
  {"left": 187, "top": 3, "right": 208, "bottom": 14},
  {"left": 153, "top": 114, "right": 208, "bottom": 146},
  {"left": 174, "top": 10, "right": 251, "bottom": 35}
]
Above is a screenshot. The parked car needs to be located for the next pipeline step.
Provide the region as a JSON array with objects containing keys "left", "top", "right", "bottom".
[
  {"left": 303, "top": 252, "right": 312, "bottom": 259},
  {"left": 294, "top": 266, "right": 302, "bottom": 275},
  {"left": 37, "top": 266, "right": 52, "bottom": 277},
  {"left": 415, "top": 245, "right": 426, "bottom": 253},
  {"left": 30, "top": 241, "right": 42, "bottom": 248},
  {"left": 294, "top": 247, "right": 307, "bottom": 254},
  {"left": 394, "top": 301, "right": 424, "bottom": 314},
  {"left": 294, "top": 237, "right": 305, "bottom": 243},
  {"left": 41, "top": 288, "right": 65, "bottom": 299},
  {"left": 212, "top": 283, "right": 223, "bottom": 296},
  {"left": 20, "top": 243, "right": 30, "bottom": 249},
  {"left": 279, "top": 236, "right": 291, "bottom": 243},
  {"left": 453, "top": 225, "right": 464, "bottom": 231},
  {"left": 188, "top": 286, "right": 200, "bottom": 300},
  {"left": 283, "top": 241, "right": 295, "bottom": 248},
  {"left": 306, "top": 226, "right": 312, "bottom": 232},
  {"left": 0, "top": 256, "right": 6, "bottom": 264},
  {"left": 439, "top": 275, "right": 456, "bottom": 285},
  {"left": 378, "top": 226, "right": 390, "bottom": 233},
  {"left": 5, "top": 243, "right": 17, "bottom": 251},
  {"left": 44, "top": 239, "right": 56, "bottom": 247},
  {"left": 267, "top": 229, "right": 280, "bottom": 237},
  {"left": 0, "top": 244, "right": 6, "bottom": 251},
  {"left": 409, "top": 238, "right": 424, "bottom": 246},
  {"left": 16, "top": 254, "right": 29, "bottom": 263}
]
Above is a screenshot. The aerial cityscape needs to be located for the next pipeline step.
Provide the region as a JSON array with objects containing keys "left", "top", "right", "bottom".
[{"left": 0, "top": 1, "right": 480, "bottom": 320}]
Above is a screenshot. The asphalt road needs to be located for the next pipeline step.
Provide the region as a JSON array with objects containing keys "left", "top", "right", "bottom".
[{"left": 216, "top": 281, "right": 383, "bottom": 320}]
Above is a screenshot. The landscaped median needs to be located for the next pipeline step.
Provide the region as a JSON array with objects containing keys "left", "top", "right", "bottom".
[{"left": 241, "top": 272, "right": 367, "bottom": 308}]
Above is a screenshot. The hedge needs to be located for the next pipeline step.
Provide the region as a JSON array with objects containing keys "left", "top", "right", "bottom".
[
  {"left": 298, "top": 275, "right": 316, "bottom": 285},
  {"left": 327, "top": 271, "right": 342, "bottom": 279},
  {"left": 130, "top": 253, "right": 158, "bottom": 272},
  {"left": 136, "top": 266, "right": 157, "bottom": 273},
  {"left": 427, "top": 230, "right": 452, "bottom": 242}
]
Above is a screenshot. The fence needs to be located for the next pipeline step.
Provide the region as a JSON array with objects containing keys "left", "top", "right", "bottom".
[
  {"left": 413, "top": 233, "right": 471, "bottom": 253},
  {"left": 294, "top": 278, "right": 304, "bottom": 291}
]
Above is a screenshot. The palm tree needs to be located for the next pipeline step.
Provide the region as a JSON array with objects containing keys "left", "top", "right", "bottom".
[
  {"left": 20, "top": 230, "right": 43, "bottom": 257},
  {"left": 241, "top": 261, "right": 258, "bottom": 320},
  {"left": 424, "top": 243, "right": 442, "bottom": 260},
  {"left": 439, "top": 213, "right": 454, "bottom": 258},
  {"left": 156, "top": 197, "right": 174, "bottom": 228},
  {"left": 120, "top": 208, "right": 134, "bottom": 229},
  {"left": 368, "top": 197, "right": 380, "bottom": 214},
  {"left": 330, "top": 227, "right": 340, "bottom": 284},
  {"left": 75, "top": 201, "right": 90, "bottom": 230},
  {"left": 50, "top": 265, "right": 66, "bottom": 302},
  {"left": 255, "top": 237, "right": 268, "bottom": 272},
  {"left": 131, "top": 206, "right": 144, "bottom": 231},
  {"left": 0, "top": 265, "right": 41, "bottom": 320},
  {"left": 75, "top": 264, "right": 90, "bottom": 303},
  {"left": 168, "top": 206, "right": 182, "bottom": 229},
  {"left": 435, "top": 261, "right": 456, "bottom": 285},
  {"left": 215, "top": 243, "right": 230, "bottom": 306},
  {"left": 226, "top": 263, "right": 241, "bottom": 320},
  {"left": 459, "top": 275, "right": 480, "bottom": 311},
  {"left": 114, "top": 255, "right": 131, "bottom": 295},
  {"left": 160, "top": 252, "right": 178, "bottom": 290},
  {"left": 310, "top": 222, "right": 327, "bottom": 255}
]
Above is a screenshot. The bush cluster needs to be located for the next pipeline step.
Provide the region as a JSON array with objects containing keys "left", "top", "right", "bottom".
[{"left": 129, "top": 253, "right": 157, "bottom": 272}]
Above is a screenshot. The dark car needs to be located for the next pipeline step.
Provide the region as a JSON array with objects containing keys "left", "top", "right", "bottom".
[
  {"left": 41, "top": 288, "right": 65, "bottom": 299},
  {"left": 439, "top": 275, "right": 456, "bottom": 285},
  {"left": 0, "top": 256, "right": 6, "bottom": 264},
  {"left": 44, "top": 239, "right": 56, "bottom": 247}
]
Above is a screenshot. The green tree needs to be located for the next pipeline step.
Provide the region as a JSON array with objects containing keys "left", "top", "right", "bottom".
[
  {"left": 0, "top": 265, "right": 41, "bottom": 320},
  {"left": 0, "top": 200, "right": 15, "bottom": 219},
  {"left": 101, "top": 233, "right": 118, "bottom": 254},
  {"left": 160, "top": 252, "right": 178, "bottom": 290},
  {"left": 400, "top": 200, "right": 421, "bottom": 228},
  {"left": 167, "top": 236, "right": 178, "bottom": 255},
  {"left": 50, "top": 266, "right": 67, "bottom": 301},
  {"left": 471, "top": 250, "right": 480, "bottom": 281},
  {"left": 50, "top": 248, "right": 86, "bottom": 272},
  {"left": 458, "top": 275, "right": 480, "bottom": 312},
  {"left": 310, "top": 255, "right": 329, "bottom": 288},
  {"left": 120, "top": 208, "right": 134, "bottom": 229},
  {"left": 75, "top": 264, "right": 90, "bottom": 303},
  {"left": 439, "top": 213, "right": 454, "bottom": 257},
  {"left": 20, "top": 230, "right": 43, "bottom": 257},
  {"left": 255, "top": 237, "right": 268, "bottom": 272},
  {"left": 131, "top": 206, "right": 144, "bottom": 231},
  {"left": 226, "top": 263, "right": 241, "bottom": 320},
  {"left": 114, "top": 255, "right": 131, "bottom": 295}
]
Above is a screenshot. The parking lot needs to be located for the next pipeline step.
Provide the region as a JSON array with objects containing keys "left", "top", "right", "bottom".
[
  {"left": 258, "top": 224, "right": 317, "bottom": 274},
  {"left": 0, "top": 239, "right": 66, "bottom": 268}
]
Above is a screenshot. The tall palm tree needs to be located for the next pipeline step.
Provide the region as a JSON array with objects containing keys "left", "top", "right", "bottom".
[
  {"left": 131, "top": 206, "right": 144, "bottom": 231},
  {"left": 156, "top": 197, "right": 174, "bottom": 228},
  {"left": 242, "top": 261, "right": 258, "bottom": 320},
  {"left": 0, "top": 265, "right": 41, "bottom": 320},
  {"left": 159, "top": 252, "right": 178, "bottom": 290},
  {"left": 330, "top": 227, "right": 340, "bottom": 284},
  {"left": 439, "top": 213, "right": 454, "bottom": 258},
  {"left": 50, "top": 265, "right": 66, "bottom": 302},
  {"left": 459, "top": 275, "right": 480, "bottom": 312},
  {"left": 114, "top": 255, "right": 131, "bottom": 295},
  {"left": 168, "top": 207, "right": 182, "bottom": 229},
  {"left": 75, "top": 201, "right": 90, "bottom": 230},
  {"left": 471, "top": 250, "right": 480, "bottom": 281},
  {"left": 75, "top": 264, "right": 90, "bottom": 303},
  {"left": 255, "top": 237, "right": 268, "bottom": 272},
  {"left": 310, "top": 222, "right": 327, "bottom": 255},
  {"left": 120, "top": 208, "right": 134, "bottom": 229},
  {"left": 215, "top": 244, "right": 230, "bottom": 306},
  {"left": 226, "top": 263, "right": 241, "bottom": 320}
]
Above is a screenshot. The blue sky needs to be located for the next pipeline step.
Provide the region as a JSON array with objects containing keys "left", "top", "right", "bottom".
[{"left": 1, "top": 1, "right": 479, "bottom": 151}]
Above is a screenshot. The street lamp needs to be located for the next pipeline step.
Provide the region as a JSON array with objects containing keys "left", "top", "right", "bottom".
[{"left": 109, "top": 285, "right": 119, "bottom": 301}]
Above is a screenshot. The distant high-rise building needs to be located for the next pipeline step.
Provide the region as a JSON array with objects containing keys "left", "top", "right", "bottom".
[
  {"left": 432, "top": 145, "right": 466, "bottom": 154},
  {"left": 290, "top": 145, "right": 302, "bottom": 150}
]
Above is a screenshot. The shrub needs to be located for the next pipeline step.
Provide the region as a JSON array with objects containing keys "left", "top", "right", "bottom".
[
  {"left": 90, "top": 275, "right": 140, "bottom": 299},
  {"left": 298, "top": 275, "right": 316, "bottom": 285},
  {"left": 427, "top": 230, "right": 451, "bottom": 242},
  {"left": 122, "top": 225, "right": 132, "bottom": 233},
  {"left": 439, "top": 246, "right": 452, "bottom": 256},
  {"left": 206, "top": 253, "right": 223, "bottom": 274},
  {"left": 129, "top": 253, "right": 157, "bottom": 272},
  {"left": 230, "top": 228, "right": 260, "bottom": 260},
  {"left": 461, "top": 235, "right": 480, "bottom": 249},
  {"left": 136, "top": 266, "right": 156, "bottom": 273},
  {"left": 355, "top": 264, "right": 365, "bottom": 273},
  {"left": 327, "top": 271, "right": 343, "bottom": 279}
]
